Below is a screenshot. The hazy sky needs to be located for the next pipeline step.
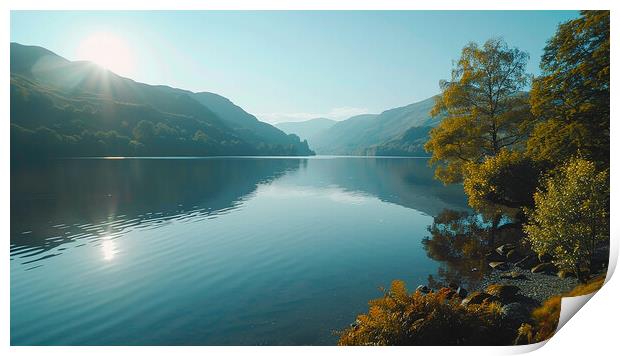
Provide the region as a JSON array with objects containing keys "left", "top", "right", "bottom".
[{"left": 11, "top": 11, "right": 579, "bottom": 123}]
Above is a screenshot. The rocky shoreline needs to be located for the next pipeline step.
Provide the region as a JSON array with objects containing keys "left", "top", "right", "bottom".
[
  {"left": 414, "top": 243, "right": 587, "bottom": 328},
  {"left": 479, "top": 264, "right": 579, "bottom": 305}
]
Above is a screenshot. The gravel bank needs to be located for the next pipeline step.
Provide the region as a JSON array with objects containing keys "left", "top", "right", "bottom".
[{"left": 479, "top": 264, "right": 579, "bottom": 305}]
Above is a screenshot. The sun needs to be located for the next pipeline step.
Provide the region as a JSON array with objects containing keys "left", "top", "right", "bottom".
[{"left": 76, "top": 32, "right": 136, "bottom": 76}]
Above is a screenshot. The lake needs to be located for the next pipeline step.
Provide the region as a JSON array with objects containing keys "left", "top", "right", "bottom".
[{"left": 10, "top": 157, "right": 468, "bottom": 345}]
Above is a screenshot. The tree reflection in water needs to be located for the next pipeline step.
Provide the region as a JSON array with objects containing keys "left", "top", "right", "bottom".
[{"left": 422, "top": 210, "right": 492, "bottom": 289}]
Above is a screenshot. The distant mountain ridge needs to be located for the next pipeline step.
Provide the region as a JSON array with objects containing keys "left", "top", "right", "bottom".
[
  {"left": 10, "top": 42, "right": 313, "bottom": 159},
  {"left": 279, "top": 96, "right": 442, "bottom": 156},
  {"left": 275, "top": 118, "right": 336, "bottom": 145}
]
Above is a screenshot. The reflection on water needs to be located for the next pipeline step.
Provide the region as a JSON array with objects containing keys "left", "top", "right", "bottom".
[{"left": 11, "top": 157, "right": 468, "bottom": 345}]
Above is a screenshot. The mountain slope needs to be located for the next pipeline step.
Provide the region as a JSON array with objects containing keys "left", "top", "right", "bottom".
[
  {"left": 364, "top": 126, "right": 433, "bottom": 156},
  {"left": 310, "top": 114, "right": 379, "bottom": 154},
  {"left": 10, "top": 42, "right": 313, "bottom": 159},
  {"left": 311, "top": 96, "right": 440, "bottom": 156},
  {"left": 275, "top": 118, "right": 336, "bottom": 144},
  {"left": 191, "top": 92, "right": 310, "bottom": 153}
]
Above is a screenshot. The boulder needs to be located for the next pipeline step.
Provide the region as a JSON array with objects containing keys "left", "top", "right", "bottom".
[
  {"left": 496, "top": 243, "right": 516, "bottom": 256},
  {"left": 416, "top": 285, "right": 431, "bottom": 294},
  {"left": 506, "top": 249, "right": 521, "bottom": 262},
  {"left": 461, "top": 291, "right": 496, "bottom": 307},
  {"left": 531, "top": 262, "right": 557, "bottom": 274},
  {"left": 489, "top": 261, "right": 507, "bottom": 270},
  {"left": 515, "top": 254, "right": 537, "bottom": 269},
  {"left": 538, "top": 253, "right": 552, "bottom": 263},
  {"left": 485, "top": 284, "right": 520, "bottom": 303},
  {"left": 486, "top": 250, "right": 506, "bottom": 262},
  {"left": 501, "top": 303, "right": 529, "bottom": 324}
]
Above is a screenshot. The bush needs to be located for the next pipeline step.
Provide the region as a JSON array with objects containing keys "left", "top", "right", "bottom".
[
  {"left": 463, "top": 149, "right": 542, "bottom": 220},
  {"left": 338, "top": 280, "right": 515, "bottom": 346},
  {"left": 524, "top": 158, "right": 609, "bottom": 281}
]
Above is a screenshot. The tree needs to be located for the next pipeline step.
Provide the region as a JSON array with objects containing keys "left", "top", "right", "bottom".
[
  {"left": 463, "top": 149, "right": 542, "bottom": 221},
  {"left": 132, "top": 120, "right": 155, "bottom": 143},
  {"left": 528, "top": 11, "right": 610, "bottom": 166},
  {"left": 422, "top": 210, "right": 489, "bottom": 288},
  {"left": 425, "top": 38, "right": 532, "bottom": 184},
  {"left": 524, "top": 158, "right": 609, "bottom": 282}
]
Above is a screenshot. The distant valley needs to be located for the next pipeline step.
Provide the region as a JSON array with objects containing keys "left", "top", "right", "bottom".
[{"left": 274, "top": 96, "right": 441, "bottom": 156}]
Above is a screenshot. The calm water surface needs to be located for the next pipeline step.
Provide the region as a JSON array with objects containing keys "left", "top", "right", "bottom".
[{"left": 11, "top": 157, "right": 467, "bottom": 345}]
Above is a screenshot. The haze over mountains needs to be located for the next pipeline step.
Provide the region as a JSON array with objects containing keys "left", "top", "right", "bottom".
[
  {"left": 10, "top": 42, "right": 313, "bottom": 159},
  {"left": 276, "top": 96, "right": 442, "bottom": 156},
  {"left": 11, "top": 42, "right": 442, "bottom": 160},
  {"left": 275, "top": 118, "right": 336, "bottom": 143}
]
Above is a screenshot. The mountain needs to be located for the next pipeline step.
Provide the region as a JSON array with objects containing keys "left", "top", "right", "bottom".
[
  {"left": 364, "top": 126, "right": 433, "bottom": 156},
  {"left": 310, "top": 114, "right": 379, "bottom": 154},
  {"left": 190, "top": 92, "right": 309, "bottom": 152},
  {"left": 310, "top": 96, "right": 441, "bottom": 156},
  {"left": 10, "top": 42, "right": 313, "bottom": 160},
  {"left": 275, "top": 118, "right": 336, "bottom": 144}
]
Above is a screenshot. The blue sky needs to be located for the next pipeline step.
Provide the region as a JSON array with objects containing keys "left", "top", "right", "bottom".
[{"left": 11, "top": 11, "right": 579, "bottom": 123}]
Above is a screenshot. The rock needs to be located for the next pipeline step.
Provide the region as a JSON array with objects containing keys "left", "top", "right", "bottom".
[
  {"left": 461, "top": 291, "right": 496, "bottom": 306},
  {"left": 496, "top": 243, "right": 516, "bottom": 256},
  {"left": 557, "top": 270, "right": 575, "bottom": 279},
  {"left": 506, "top": 249, "right": 521, "bottom": 262},
  {"left": 515, "top": 254, "right": 537, "bottom": 269},
  {"left": 489, "top": 261, "right": 507, "bottom": 270},
  {"left": 416, "top": 285, "right": 431, "bottom": 294},
  {"left": 500, "top": 271, "right": 527, "bottom": 280},
  {"left": 538, "top": 253, "right": 552, "bottom": 263},
  {"left": 501, "top": 303, "right": 529, "bottom": 324},
  {"left": 531, "top": 262, "right": 557, "bottom": 274},
  {"left": 486, "top": 250, "right": 506, "bottom": 262},
  {"left": 485, "top": 284, "right": 520, "bottom": 303},
  {"left": 457, "top": 286, "right": 468, "bottom": 298}
]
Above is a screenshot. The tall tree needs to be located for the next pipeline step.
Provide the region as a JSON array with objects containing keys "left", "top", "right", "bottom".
[
  {"left": 528, "top": 11, "right": 610, "bottom": 166},
  {"left": 425, "top": 38, "right": 532, "bottom": 184}
]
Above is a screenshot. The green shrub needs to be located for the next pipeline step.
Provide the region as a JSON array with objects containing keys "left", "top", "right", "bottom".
[{"left": 524, "top": 158, "right": 609, "bottom": 281}]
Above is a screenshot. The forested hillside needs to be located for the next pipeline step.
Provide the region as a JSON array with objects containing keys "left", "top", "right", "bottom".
[{"left": 10, "top": 43, "right": 313, "bottom": 160}]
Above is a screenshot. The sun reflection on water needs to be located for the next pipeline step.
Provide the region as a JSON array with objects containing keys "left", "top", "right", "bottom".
[{"left": 101, "top": 237, "right": 118, "bottom": 261}]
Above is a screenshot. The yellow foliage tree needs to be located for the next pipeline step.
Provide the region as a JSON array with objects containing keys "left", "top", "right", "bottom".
[
  {"left": 425, "top": 38, "right": 533, "bottom": 184},
  {"left": 463, "top": 149, "right": 542, "bottom": 220},
  {"left": 528, "top": 11, "right": 610, "bottom": 166}
]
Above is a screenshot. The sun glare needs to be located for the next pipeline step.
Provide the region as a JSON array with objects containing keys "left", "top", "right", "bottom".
[
  {"left": 76, "top": 32, "right": 136, "bottom": 76},
  {"left": 101, "top": 236, "right": 119, "bottom": 261}
]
